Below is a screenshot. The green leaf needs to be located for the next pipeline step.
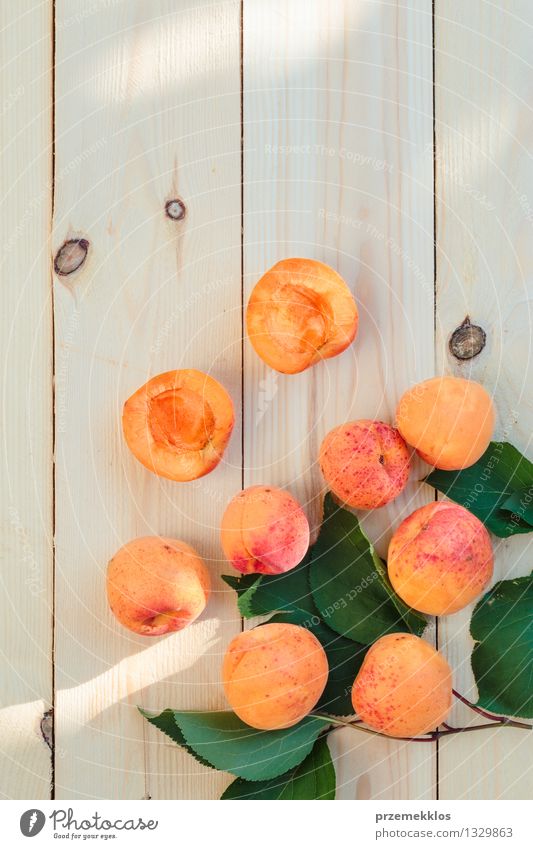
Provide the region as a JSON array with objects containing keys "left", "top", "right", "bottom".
[
  {"left": 426, "top": 442, "right": 533, "bottom": 538},
  {"left": 221, "top": 736, "right": 335, "bottom": 800},
  {"left": 138, "top": 708, "right": 212, "bottom": 768},
  {"left": 470, "top": 573, "right": 533, "bottom": 718},
  {"left": 502, "top": 489, "right": 533, "bottom": 526},
  {"left": 223, "top": 556, "right": 316, "bottom": 620},
  {"left": 309, "top": 494, "right": 426, "bottom": 644},
  {"left": 142, "top": 709, "right": 330, "bottom": 781},
  {"left": 221, "top": 573, "right": 270, "bottom": 618}
]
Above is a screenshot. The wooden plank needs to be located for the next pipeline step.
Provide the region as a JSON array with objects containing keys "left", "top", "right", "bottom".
[
  {"left": 0, "top": 0, "right": 54, "bottom": 799},
  {"left": 435, "top": 0, "right": 533, "bottom": 799},
  {"left": 243, "top": 0, "right": 435, "bottom": 799},
  {"left": 53, "top": 0, "right": 242, "bottom": 798}
]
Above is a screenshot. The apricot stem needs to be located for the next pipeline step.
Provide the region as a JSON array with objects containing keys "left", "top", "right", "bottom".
[
  {"left": 452, "top": 688, "right": 494, "bottom": 720},
  {"left": 452, "top": 689, "right": 503, "bottom": 721},
  {"left": 452, "top": 689, "right": 532, "bottom": 730},
  {"left": 311, "top": 712, "right": 533, "bottom": 742}
]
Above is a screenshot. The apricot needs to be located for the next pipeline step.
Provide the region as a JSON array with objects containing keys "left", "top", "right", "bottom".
[
  {"left": 319, "top": 420, "right": 411, "bottom": 510},
  {"left": 107, "top": 536, "right": 210, "bottom": 636},
  {"left": 222, "top": 623, "right": 329, "bottom": 729},
  {"left": 387, "top": 501, "right": 493, "bottom": 616},
  {"left": 220, "top": 485, "right": 309, "bottom": 574},
  {"left": 246, "top": 258, "right": 358, "bottom": 374},
  {"left": 122, "top": 369, "right": 234, "bottom": 481},
  {"left": 396, "top": 376, "right": 495, "bottom": 470},
  {"left": 352, "top": 634, "right": 452, "bottom": 737}
]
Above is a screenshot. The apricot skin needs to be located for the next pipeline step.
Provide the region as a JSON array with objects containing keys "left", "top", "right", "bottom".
[
  {"left": 396, "top": 376, "right": 495, "bottom": 470},
  {"left": 122, "top": 369, "right": 234, "bottom": 482},
  {"left": 387, "top": 502, "right": 493, "bottom": 616},
  {"left": 319, "top": 420, "right": 411, "bottom": 510},
  {"left": 246, "top": 258, "right": 358, "bottom": 374},
  {"left": 222, "top": 623, "right": 329, "bottom": 730},
  {"left": 106, "top": 536, "right": 210, "bottom": 636},
  {"left": 220, "top": 485, "right": 310, "bottom": 575},
  {"left": 352, "top": 634, "right": 452, "bottom": 737}
]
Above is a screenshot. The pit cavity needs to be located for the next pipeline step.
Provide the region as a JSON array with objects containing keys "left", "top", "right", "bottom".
[
  {"left": 149, "top": 387, "right": 215, "bottom": 451},
  {"left": 268, "top": 283, "right": 331, "bottom": 354}
]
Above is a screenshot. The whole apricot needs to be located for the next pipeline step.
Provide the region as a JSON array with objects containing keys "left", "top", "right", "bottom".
[
  {"left": 396, "top": 376, "right": 495, "bottom": 470},
  {"left": 220, "top": 485, "right": 310, "bottom": 574},
  {"left": 246, "top": 258, "right": 358, "bottom": 374},
  {"left": 107, "top": 536, "right": 210, "bottom": 636},
  {"left": 319, "top": 420, "right": 411, "bottom": 510},
  {"left": 122, "top": 369, "right": 234, "bottom": 481},
  {"left": 387, "top": 501, "right": 493, "bottom": 616},
  {"left": 222, "top": 623, "right": 329, "bottom": 730},
  {"left": 352, "top": 634, "right": 452, "bottom": 737}
]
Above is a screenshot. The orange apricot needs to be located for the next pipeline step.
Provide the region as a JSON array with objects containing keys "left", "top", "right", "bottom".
[
  {"left": 319, "top": 420, "right": 411, "bottom": 510},
  {"left": 122, "top": 369, "right": 234, "bottom": 481},
  {"left": 222, "top": 623, "right": 329, "bottom": 730},
  {"left": 220, "top": 485, "right": 310, "bottom": 574},
  {"left": 107, "top": 536, "right": 210, "bottom": 636},
  {"left": 396, "top": 376, "right": 495, "bottom": 470},
  {"left": 352, "top": 634, "right": 452, "bottom": 737},
  {"left": 387, "top": 501, "right": 494, "bottom": 616},
  {"left": 246, "top": 258, "right": 358, "bottom": 374}
]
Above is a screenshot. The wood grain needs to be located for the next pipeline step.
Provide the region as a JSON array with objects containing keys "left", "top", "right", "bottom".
[
  {"left": 52, "top": 0, "right": 242, "bottom": 799},
  {"left": 0, "top": 0, "right": 54, "bottom": 799},
  {"left": 435, "top": 0, "right": 533, "bottom": 799},
  {"left": 243, "top": 0, "right": 435, "bottom": 799}
]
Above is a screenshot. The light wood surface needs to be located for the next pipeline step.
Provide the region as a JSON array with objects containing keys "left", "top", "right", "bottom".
[
  {"left": 243, "top": 0, "right": 435, "bottom": 800},
  {"left": 0, "top": 0, "right": 54, "bottom": 799},
  {"left": 0, "top": 0, "right": 531, "bottom": 800},
  {"left": 52, "top": 0, "right": 241, "bottom": 799},
  {"left": 435, "top": 0, "right": 533, "bottom": 800}
]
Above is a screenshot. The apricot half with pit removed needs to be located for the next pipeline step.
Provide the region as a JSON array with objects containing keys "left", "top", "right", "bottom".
[
  {"left": 122, "top": 369, "right": 234, "bottom": 481},
  {"left": 246, "top": 258, "right": 358, "bottom": 374}
]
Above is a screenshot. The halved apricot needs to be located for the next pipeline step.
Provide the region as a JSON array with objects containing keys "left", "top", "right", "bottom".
[
  {"left": 246, "top": 258, "right": 358, "bottom": 374},
  {"left": 122, "top": 369, "right": 234, "bottom": 481}
]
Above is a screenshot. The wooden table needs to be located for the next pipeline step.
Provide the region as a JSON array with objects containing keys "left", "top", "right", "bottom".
[{"left": 1, "top": 0, "right": 532, "bottom": 800}]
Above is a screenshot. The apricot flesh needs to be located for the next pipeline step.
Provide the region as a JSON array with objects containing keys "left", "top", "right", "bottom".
[
  {"left": 319, "top": 420, "right": 411, "bottom": 510},
  {"left": 246, "top": 258, "right": 358, "bottom": 374},
  {"left": 220, "top": 485, "right": 310, "bottom": 574},
  {"left": 122, "top": 369, "right": 234, "bottom": 481},
  {"left": 352, "top": 634, "right": 452, "bottom": 737},
  {"left": 387, "top": 501, "right": 494, "bottom": 616},
  {"left": 396, "top": 376, "right": 495, "bottom": 470},
  {"left": 106, "top": 536, "right": 210, "bottom": 636},
  {"left": 222, "top": 623, "right": 329, "bottom": 729}
]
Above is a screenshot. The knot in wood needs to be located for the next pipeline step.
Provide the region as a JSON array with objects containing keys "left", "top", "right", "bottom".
[{"left": 449, "top": 317, "right": 486, "bottom": 360}]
